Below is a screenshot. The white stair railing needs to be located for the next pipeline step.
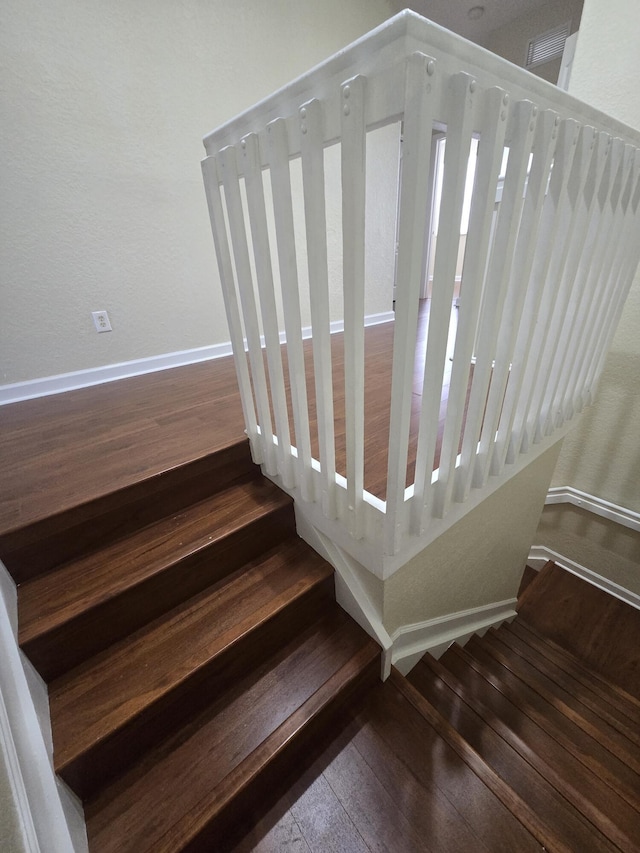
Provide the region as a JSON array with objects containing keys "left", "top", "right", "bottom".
[{"left": 202, "top": 11, "right": 640, "bottom": 579}]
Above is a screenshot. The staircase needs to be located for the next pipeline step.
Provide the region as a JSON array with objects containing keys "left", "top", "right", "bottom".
[
  {"left": 407, "top": 621, "right": 640, "bottom": 853},
  {"left": 3, "top": 424, "right": 639, "bottom": 851},
  {"left": 222, "top": 566, "right": 640, "bottom": 852},
  {"left": 0, "top": 438, "right": 380, "bottom": 852}
]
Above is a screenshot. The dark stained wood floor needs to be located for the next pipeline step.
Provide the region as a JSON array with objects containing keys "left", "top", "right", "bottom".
[
  {"left": 517, "top": 561, "right": 640, "bottom": 700},
  {"left": 0, "top": 301, "right": 461, "bottom": 537},
  {"left": 226, "top": 677, "right": 542, "bottom": 853}
]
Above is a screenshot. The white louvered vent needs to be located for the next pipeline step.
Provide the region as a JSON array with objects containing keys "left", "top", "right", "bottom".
[{"left": 526, "top": 22, "right": 570, "bottom": 68}]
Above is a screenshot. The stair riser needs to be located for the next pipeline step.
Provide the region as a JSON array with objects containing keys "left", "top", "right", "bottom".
[
  {"left": 59, "top": 575, "right": 336, "bottom": 801},
  {"left": 21, "top": 503, "right": 295, "bottom": 682},
  {"left": 178, "top": 654, "right": 380, "bottom": 853},
  {"left": 1, "top": 442, "right": 255, "bottom": 583}
]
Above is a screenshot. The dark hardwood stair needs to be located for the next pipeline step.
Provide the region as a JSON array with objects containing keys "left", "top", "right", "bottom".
[
  {"left": 0, "top": 439, "right": 381, "bottom": 851},
  {"left": 3, "top": 422, "right": 639, "bottom": 853},
  {"left": 19, "top": 476, "right": 295, "bottom": 680},
  {"left": 85, "top": 607, "right": 379, "bottom": 853},
  {"left": 400, "top": 563, "right": 640, "bottom": 853}
]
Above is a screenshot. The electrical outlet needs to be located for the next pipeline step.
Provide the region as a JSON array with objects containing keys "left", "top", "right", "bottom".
[{"left": 92, "top": 310, "right": 112, "bottom": 333}]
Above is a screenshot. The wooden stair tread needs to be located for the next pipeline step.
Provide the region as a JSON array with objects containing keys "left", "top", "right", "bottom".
[
  {"left": 408, "top": 656, "right": 620, "bottom": 853},
  {"left": 447, "top": 641, "right": 640, "bottom": 814},
  {"left": 436, "top": 645, "right": 640, "bottom": 850},
  {"left": 362, "top": 679, "right": 543, "bottom": 853},
  {"left": 231, "top": 678, "right": 546, "bottom": 853},
  {"left": 84, "top": 610, "right": 379, "bottom": 853},
  {"left": 513, "top": 618, "right": 640, "bottom": 720},
  {"left": 19, "top": 477, "right": 291, "bottom": 644},
  {"left": 493, "top": 625, "right": 640, "bottom": 747},
  {"left": 50, "top": 536, "right": 332, "bottom": 773},
  {"left": 231, "top": 685, "right": 522, "bottom": 853},
  {"left": 1, "top": 440, "right": 255, "bottom": 584},
  {"left": 470, "top": 632, "right": 640, "bottom": 776},
  {"left": 516, "top": 561, "right": 640, "bottom": 699}
]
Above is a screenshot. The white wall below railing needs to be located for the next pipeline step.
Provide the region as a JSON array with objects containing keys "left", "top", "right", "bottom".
[{"left": 0, "top": 562, "right": 86, "bottom": 853}]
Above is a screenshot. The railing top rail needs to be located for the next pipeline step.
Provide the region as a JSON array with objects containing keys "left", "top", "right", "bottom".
[{"left": 202, "top": 9, "right": 640, "bottom": 156}]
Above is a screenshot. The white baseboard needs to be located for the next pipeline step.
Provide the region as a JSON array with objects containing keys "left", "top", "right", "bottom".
[
  {"left": 546, "top": 486, "right": 640, "bottom": 533},
  {"left": 0, "top": 562, "right": 79, "bottom": 852},
  {"left": 391, "top": 598, "right": 517, "bottom": 675},
  {"left": 0, "top": 312, "right": 394, "bottom": 406},
  {"left": 528, "top": 545, "right": 640, "bottom": 611}
]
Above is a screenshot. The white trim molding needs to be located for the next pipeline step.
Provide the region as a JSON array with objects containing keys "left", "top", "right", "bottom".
[
  {"left": 546, "top": 486, "right": 640, "bottom": 533},
  {"left": 390, "top": 598, "right": 517, "bottom": 675},
  {"left": 528, "top": 546, "right": 640, "bottom": 611},
  {"left": 0, "top": 312, "right": 394, "bottom": 406},
  {"left": 295, "top": 509, "right": 393, "bottom": 679},
  {"left": 0, "top": 563, "right": 78, "bottom": 852}
]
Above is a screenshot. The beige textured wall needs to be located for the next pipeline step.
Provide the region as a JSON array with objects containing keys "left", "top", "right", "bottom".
[
  {"left": 382, "top": 443, "right": 563, "bottom": 632},
  {"left": 548, "top": 0, "right": 640, "bottom": 515},
  {"left": 0, "top": 0, "right": 394, "bottom": 384},
  {"left": 484, "top": 0, "right": 583, "bottom": 83},
  {"left": 536, "top": 504, "right": 640, "bottom": 594}
]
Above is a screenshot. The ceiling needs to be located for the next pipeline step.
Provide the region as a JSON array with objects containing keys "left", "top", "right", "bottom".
[{"left": 393, "top": 0, "right": 555, "bottom": 44}]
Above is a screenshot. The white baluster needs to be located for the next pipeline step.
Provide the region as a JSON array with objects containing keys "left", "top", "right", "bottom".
[
  {"left": 218, "top": 145, "right": 277, "bottom": 474},
  {"left": 384, "top": 52, "right": 438, "bottom": 555},
  {"left": 581, "top": 147, "right": 640, "bottom": 400},
  {"left": 435, "top": 85, "right": 509, "bottom": 519},
  {"left": 507, "top": 118, "right": 579, "bottom": 459},
  {"left": 545, "top": 131, "right": 610, "bottom": 430},
  {"left": 240, "top": 133, "right": 294, "bottom": 486},
  {"left": 412, "top": 71, "right": 477, "bottom": 534},
  {"left": 589, "top": 165, "right": 640, "bottom": 395},
  {"left": 529, "top": 125, "right": 596, "bottom": 444},
  {"left": 555, "top": 134, "right": 619, "bottom": 424},
  {"left": 266, "top": 118, "right": 314, "bottom": 502},
  {"left": 341, "top": 75, "right": 367, "bottom": 539},
  {"left": 571, "top": 140, "right": 632, "bottom": 412},
  {"left": 299, "top": 98, "right": 338, "bottom": 519},
  {"left": 537, "top": 125, "right": 602, "bottom": 437},
  {"left": 473, "top": 102, "right": 543, "bottom": 488},
  {"left": 454, "top": 99, "right": 536, "bottom": 502},
  {"left": 202, "top": 155, "right": 261, "bottom": 463},
  {"left": 490, "top": 108, "right": 559, "bottom": 474}
]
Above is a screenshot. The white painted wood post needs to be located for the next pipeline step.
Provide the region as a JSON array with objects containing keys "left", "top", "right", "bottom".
[
  {"left": 436, "top": 85, "right": 509, "bottom": 518},
  {"left": 384, "top": 52, "right": 437, "bottom": 555},
  {"left": 412, "top": 71, "right": 476, "bottom": 535},
  {"left": 340, "top": 75, "right": 367, "bottom": 539},
  {"left": 455, "top": 99, "right": 536, "bottom": 502},
  {"left": 218, "top": 145, "right": 277, "bottom": 475},
  {"left": 300, "top": 98, "right": 338, "bottom": 519},
  {"left": 490, "top": 108, "right": 559, "bottom": 474},
  {"left": 551, "top": 133, "right": 625, "bottom": 426},
  {"left": 240, "top": 133, "right": 294, "bottom": 486},
  {"left": 472, "top": 101, "right": 540, "bottom": 490},
  {"left": 266, "top": 119, "right": 314, "bottom": 502},
  {"left": 507, "top": 118, "right": 580, "bottom": 460},
  {"left": 201, "top": 155, "right": 262, "bottom": 463}
]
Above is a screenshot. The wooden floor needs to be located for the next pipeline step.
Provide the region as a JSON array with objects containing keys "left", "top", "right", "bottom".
[{"left": 0, "top": 301, "right": 461, "bottom": 536}]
